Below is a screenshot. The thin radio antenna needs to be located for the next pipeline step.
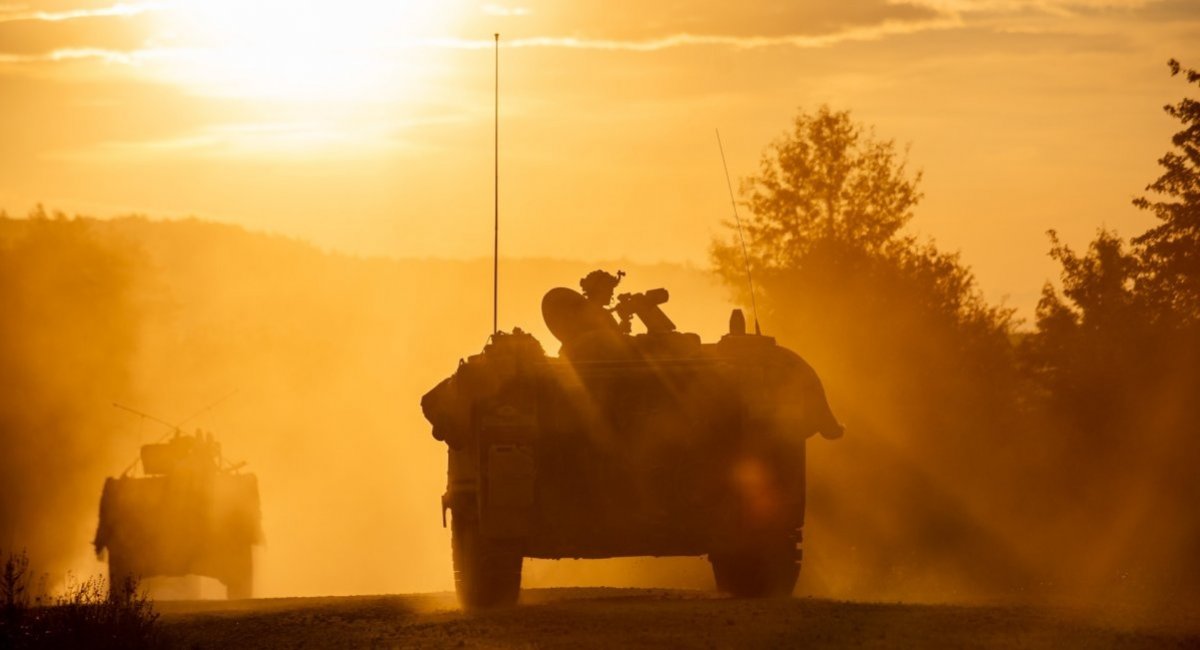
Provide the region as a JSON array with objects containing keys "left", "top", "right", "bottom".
[
  {"left": 112, "top": 403, "right": 177, "bottom": 433},
  {"left": 716, "top": 129, "right": 761, "bottom": 335},
  {"left": 177, "top": 388, "right": 238, "bottom": 428},
  {"left": 492, "top": 32, "right": 500, "bottom": 335}
]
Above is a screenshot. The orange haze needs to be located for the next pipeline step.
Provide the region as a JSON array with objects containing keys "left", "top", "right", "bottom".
[{"left": 2, "top": 214, "right": 1197, "bottom": 614}]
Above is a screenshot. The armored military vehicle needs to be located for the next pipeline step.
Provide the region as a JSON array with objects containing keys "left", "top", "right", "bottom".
[
  {"left": 94, "top": 430, "right": 262, "bottom": 599},
  {"left": 422, "top": 271, "right": 842, "bottom": 608}
]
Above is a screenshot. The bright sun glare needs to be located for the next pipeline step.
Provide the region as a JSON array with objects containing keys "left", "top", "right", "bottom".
[{"left": 159, "top": 0, "right": 458, "bottom": 102}]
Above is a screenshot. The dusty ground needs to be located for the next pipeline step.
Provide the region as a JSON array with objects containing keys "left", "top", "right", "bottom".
[{"left": 156, "top": 588, "right": 1200, "bottom": 649}]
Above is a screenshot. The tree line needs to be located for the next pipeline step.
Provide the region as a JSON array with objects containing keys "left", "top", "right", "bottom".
[{"left": 712, "top": 60, "right": 1200, "bottom": 599}]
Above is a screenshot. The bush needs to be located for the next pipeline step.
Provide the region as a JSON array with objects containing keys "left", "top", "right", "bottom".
[{"left": 0, "top": 549, "right": 164, "bottom": 650}]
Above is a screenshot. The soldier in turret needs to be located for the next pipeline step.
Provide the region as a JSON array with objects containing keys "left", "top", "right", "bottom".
[
  {"left": 555, "top": 270, "right": 626, "bottom": 358},
  {"left": 577, "top": 270, "right": 623, "bottom": 332}
]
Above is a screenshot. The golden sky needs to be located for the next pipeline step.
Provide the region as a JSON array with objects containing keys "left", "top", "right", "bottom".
[{"left": 1, "top": 0, "right": 1198, "bottom": 316}]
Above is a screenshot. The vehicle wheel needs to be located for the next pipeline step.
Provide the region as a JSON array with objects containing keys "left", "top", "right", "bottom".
[
  {"left": 451, "top": 506, "right": 522, "bottom": 609},
  {"left": 709, "top": 530, "right": 799, "bottom": 597},
  {"left": 223, "top": 546, "right": 254, "bottom": 599},
  {"left": 106, "top": 552, "right": 135, "bottom": 601}
]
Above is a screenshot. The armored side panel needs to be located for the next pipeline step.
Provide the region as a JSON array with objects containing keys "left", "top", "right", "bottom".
[
  {"left": 521, "top": 357, "right": 745, "bottom": 558},
  {"left": 95, "top": 473, "right": 262, "bottom": 598}
]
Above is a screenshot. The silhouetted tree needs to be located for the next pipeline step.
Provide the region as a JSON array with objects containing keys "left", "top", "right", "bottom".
[
  {"left": 1022, "top": 60, "right": 1200, "bottom": 596},
  {"left": 1030, "top": 61, "right": 1200, "bottom": 426},
  {"left": 714, "top": 106, "right": 1011, "bottom": 355},
  {"left": 713, "top": 106, "right": 1013, "bottom": 406},
  {"left": 1024, "top": 230, "right": 1154, "bottom": 447},
  {"left": 712, "top": 106, "right": 1023, "bottom": 598},
  {"left": 736, "top": 105, "right": 923, "bottom": 264},
  {"left": 1132, "top": 59, "right": 1200, "bottom": 324}
]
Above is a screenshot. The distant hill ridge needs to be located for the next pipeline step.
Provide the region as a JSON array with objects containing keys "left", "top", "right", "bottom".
[
  {"left": 0, "top": 211, "right": 734, "bottom": 345},
  {"left": 0, "top": 212, "right": 714, "bottom": 281}
]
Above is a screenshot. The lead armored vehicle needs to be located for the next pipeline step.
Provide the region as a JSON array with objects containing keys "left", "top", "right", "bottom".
[
  {"left": 421, "top": 271, "right": 842, "bottom": 608},
  {"left": 94, "top": 430, "right": 262, "bottom": 599}
]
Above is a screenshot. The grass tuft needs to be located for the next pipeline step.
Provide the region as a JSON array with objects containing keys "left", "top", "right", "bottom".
[{"left": 1, "top": 548, "right": 165, "bottom": 649}]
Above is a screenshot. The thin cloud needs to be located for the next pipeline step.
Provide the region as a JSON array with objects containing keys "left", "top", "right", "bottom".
[
  {"left": 2, "top": 14, "right": 962, "bottom": 66},
  {"left": 0, "top": 46, "right": 136, "bottom": 63},
  {"left": 461, "top": 0, "right": 945, "bottom": 40},
  {"left": 0, "top": 9, "right": 160, "bottom": 55},
  {"left": 1, "top": 0, "right": 1183, "bottom": 66},
  {"left": 0, "top": 1, "right": 164, "bottom": 23},
  {"left": 914, "top": 0, "right": 1162, "bottom": 17},
  {"left": 424, "top": 16, "right": 959, "bottom": 51},
  {"left": 945, "top": 0, "right": 1158, "bottom": 8}
]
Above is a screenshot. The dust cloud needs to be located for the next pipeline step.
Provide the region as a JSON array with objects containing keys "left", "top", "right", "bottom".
[
  {"left": 2, "top": 212, "right": 1197, "bottom": 613},
  {"left": 0, "top": 212, "right": 727, "bottom": 597},
  {"left": 718, "top": 242, "right": 1200, "bottom": 611}
]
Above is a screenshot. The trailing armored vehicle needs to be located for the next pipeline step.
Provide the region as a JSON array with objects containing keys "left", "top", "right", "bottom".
[
  {"left": 94, "top": 429, "right": 262, "bottom": 599},
  {"left": 421, "top": 271, "right": 842, "bottom": 608}
]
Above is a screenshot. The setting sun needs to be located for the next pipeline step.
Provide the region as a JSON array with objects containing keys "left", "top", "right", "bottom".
[{"left": 147, "top": 0, "right": 462, "bottom": 101}]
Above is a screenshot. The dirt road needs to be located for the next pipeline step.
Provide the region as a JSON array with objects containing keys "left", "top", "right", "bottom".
[{"left": 157, "top": 588, "right": 1200, "bottom": 649}]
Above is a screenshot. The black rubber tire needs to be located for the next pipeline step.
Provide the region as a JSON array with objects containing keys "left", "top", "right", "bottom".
[
  {"left": 451, "top": 506, "right": 522, "bottom": 609},
  {"left": 710, "top": 531, "right": 799, "bottom": 598},
  {"left": 224, "top": 546, "right": 254, "bottom": 600},
  {"left": 106, "top": 552, "right": 135, "bottom": 601}
]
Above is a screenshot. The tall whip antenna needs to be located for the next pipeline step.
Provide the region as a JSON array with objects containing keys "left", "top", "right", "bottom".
[
  {"left": 492, "top": 33, "right": 500, "bottom": 335},
  {"left": 177, "top": 388, "right": 238, "bottom": 428},
  {"left": 716, "top": 129, "right": 761, "bottom": 335}
]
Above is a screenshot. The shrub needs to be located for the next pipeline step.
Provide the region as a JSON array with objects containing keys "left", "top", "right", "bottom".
[{"left": 0, "top": 549, "right": 164, "bottom": 650}]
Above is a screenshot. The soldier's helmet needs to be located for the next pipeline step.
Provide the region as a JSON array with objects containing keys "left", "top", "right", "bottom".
[{"left": 579, "top": 269, "right": 624, "bottom": 305}]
